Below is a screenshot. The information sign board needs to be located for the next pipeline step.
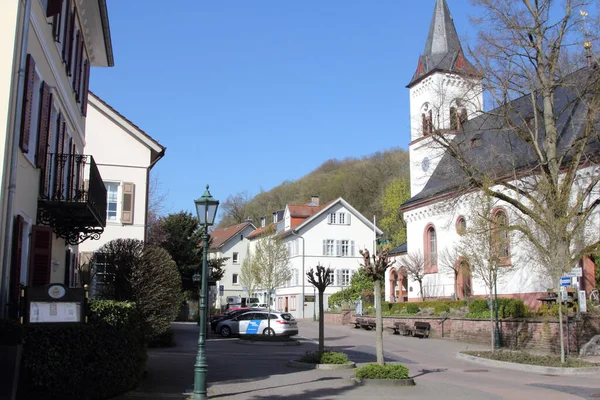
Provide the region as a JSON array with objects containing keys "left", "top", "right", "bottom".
[
  {"left": 219, "top": 285, "right": 224, "bottom": 296},
  {"left": 560, "top": 276, "right": 571, "bottom": 287},
  {"left": 24, "top": 284, "right": 86, "bottom": 324},
  {"left": 567, "top": 267, "right": 583, "bottom": 278}
]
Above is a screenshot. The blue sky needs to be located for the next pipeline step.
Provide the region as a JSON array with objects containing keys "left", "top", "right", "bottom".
[{"left": 91, "top": 1, "right": 477, "bottom": 219}]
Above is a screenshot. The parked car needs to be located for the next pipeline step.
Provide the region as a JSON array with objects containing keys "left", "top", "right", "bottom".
[
  {"left": 249, "top": 303, "right": 268, "bottom": 309},
  {"left": 210, "top": 308, "right": 259, "bottom": 332},
  {"left": 216, "top": 311, "right": 298, "bottom": 338}
]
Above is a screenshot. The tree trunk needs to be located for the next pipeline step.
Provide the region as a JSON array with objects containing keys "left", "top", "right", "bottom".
[
  {"left": 454, "top": 271, "right": 459, "bottom": 300},
  {"left": 489, "top": 291, "right": 495, "bottom": 352},
  {"left": 418, "top": 280, "right": 424, "bottom": 301},
  {"left": 374, "top": 279, "right": 384, "bottom": 366},
  {"left": 557, "top": 285, "right": 565, "bottom": 363},
  {"left": 318, "top": 289, "right": 325, "bottom": 354}
]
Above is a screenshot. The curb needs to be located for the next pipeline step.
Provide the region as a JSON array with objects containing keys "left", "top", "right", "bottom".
[
  {"left": 456, "top": 352, "right": 600, "bottom": 375},
  {"left": 352, "top": 377, "right": 416, "bottom": 386},
  {"left": 236, "top": 339, "right": 301, "bottom": 346},
  {"left": 287, "top": 360, "right": 356, "bottom": 370}
]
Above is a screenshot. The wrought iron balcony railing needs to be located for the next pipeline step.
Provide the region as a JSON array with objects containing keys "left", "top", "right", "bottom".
[{"left": 37, "top": 153, "right": 107, "bottom": 245}]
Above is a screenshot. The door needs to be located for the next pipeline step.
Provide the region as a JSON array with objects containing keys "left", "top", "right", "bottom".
[{"left": 285, "top": 297, "right": 289, "bottom": 312}]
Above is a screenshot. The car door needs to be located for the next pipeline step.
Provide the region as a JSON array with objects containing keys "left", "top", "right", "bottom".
[{"left": 237, "top": 312, "right": 256, "bottom": 335}]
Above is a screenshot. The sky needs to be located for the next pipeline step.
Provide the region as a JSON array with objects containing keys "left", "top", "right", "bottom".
[{"left": 90, "top": 0, "right": 478, "bottom": 220}]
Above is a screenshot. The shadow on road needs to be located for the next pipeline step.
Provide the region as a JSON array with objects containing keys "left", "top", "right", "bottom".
[{"left": 212, "top": 377, "right": 345, "bottom": 399}]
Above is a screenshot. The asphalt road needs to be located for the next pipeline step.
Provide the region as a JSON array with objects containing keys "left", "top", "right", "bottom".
[{"left": 113, "top": 320, "right": 600, "bottom": 400}]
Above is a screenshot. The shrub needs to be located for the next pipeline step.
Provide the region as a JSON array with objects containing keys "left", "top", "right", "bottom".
[
  {"left": 497, "top": 298, "right": 527, "bottom": 318},
  {"left": 19, "top": 300, "right": 146, "bottom": 399},
  {"left": 406, "top": 303, "right": 420, "bottom": 314},
  {"left": 469, "top": 299, "right": 489, "bottom": 314},
  {"left": 355, "top": 363, "right": 410, "bottom": 379},
  {"left": 0, "top": 319, "right": 23, "bottom": 345},
  {"left": 148, "top": 327, "right": 176, "bottom": 348},
  {"left": 434, "top": 304, "right": 450, "bottom": 315},
  {"left": 299, "top": 351, "right": 350, "bottom": 364},
  {"left": 381, "top": 301, "right": 392, "bottom": 312}
]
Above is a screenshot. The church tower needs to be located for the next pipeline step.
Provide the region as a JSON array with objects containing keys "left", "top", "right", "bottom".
[{"left": 407, "top": 0, "right": 483, "bottom": 196}]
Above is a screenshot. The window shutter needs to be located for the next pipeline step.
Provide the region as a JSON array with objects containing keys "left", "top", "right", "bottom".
[
  {"left": 65, "top": 10, "right": 75, "bottom": 74},
  {"left": 42, "top": 108, "right": 56, "bottom": 197},
  {"left": 20, "top": 54, "right": 35, "bottom": 153},
  {"left": 46, "top": 0, "right": 63, "bottom": 17},
  {"left": 29, "top": 225, "right": 53, "bottom": 286},
  {"left": 10, "top": 215, "right": 24, "bottom": 304},
  {"left": 336, "top": 269, "right": 341, "bottom": 286},
  {"left": 80, "top": 60, "right": 90, "bottom": 115},
  {"left": 73, "top": 32, "right": 82, "bottom": 96},
  {"left": 61, "top": 0, "right": 71, "bottom": 61},
  {"left": 336, "top": 240, "right": 340, "bottom": 256},
  {"left": 322, "top": 240, "right": 326, "bottom": 256},
  {"left": 346, "top": 213, "right": 351, "bottom": 225},
  {"left": 36, "top": 82, "right": 52, "bottom": 169},
  {"left": 121, "top": 182, "right": 134, "bottom": 224},
  {"left": 64, "top": 248, "right": 71, "bottom": 286},
  {"left": 350, "top": 240, "right": 355, "bottom": 256}
]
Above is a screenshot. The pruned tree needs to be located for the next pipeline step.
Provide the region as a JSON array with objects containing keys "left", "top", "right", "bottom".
[
  {"left": 427, "top": 0, "right": 600, "bottom": 362},
  {"left": 359, "top": 246, "right": 394, "bottom": 366},
  {"left": 306, "top": 263, "right": 334, "bottom": 354},
  {"left": 403, "top": 252, "right": 426, "bottom": 301},
  {"left": 439, "top": 247, "right": 468, "bottom": 300}
]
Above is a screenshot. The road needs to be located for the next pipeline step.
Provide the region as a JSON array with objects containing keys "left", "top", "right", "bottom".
[{"left": 114, "top": 319, "right": 600, "bottom": 400}]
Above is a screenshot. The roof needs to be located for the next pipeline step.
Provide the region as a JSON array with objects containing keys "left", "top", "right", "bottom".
[
  {"left": 98, "top": 0, "right": 114, "bottom": 67},
  {"left": 287, "top": 203, "right": 326, "bottom": 221},
  {"left": 390, "top": 243, "right": 407, "bottom": 256},
  {"left": 210, "top": 222, "right": 255, "bottom": 249},
  {"left": 247, "top": 224, "right": 274, "bottom": 240},
  {"left": 402, "top": 67, "right": 600, "bottom": 210},
  {"left": 407, "top": 0, "right": 478, "bottom": 88},
  {"left": 88, "top": 92, "right": 166, "bottom": 167}
]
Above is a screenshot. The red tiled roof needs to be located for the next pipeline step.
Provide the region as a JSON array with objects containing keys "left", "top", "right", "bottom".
[
  {"left": 247, "top": 224, "right": 275, "bottom": 239},
  {"left": 209, "top": 222, "right": 254, "bottom": 249}
]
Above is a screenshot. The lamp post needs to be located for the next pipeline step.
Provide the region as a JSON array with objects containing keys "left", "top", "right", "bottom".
[{"left": 193, "top": 185, "right": 219, "bottom": 400}]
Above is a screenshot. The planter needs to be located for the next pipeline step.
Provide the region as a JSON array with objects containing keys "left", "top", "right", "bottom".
[
  {"left": 353, "top": 377, "right": 415, "bottom": 386},
  {"left": 288, "top": 360, "right": 356, "bottom": 370},
  {"left": 0, "top": 345, "right": 22, "bottom": 400},
  {"left": 457, "top": 352, "right": 600, "bottom": 375}
]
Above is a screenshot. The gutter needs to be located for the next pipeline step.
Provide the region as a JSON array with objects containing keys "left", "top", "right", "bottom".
[
  {"left": 97, "top": 0, "right": 114, "bottom": 67},
  {"left": 1, "top": 0, "right": 31, "bottom": 317}
]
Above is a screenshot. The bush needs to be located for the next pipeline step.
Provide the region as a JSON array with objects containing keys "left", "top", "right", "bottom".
[
  {"left": 406, "top": 303, "right": 420, "bottom": 314},
  {"left": 497, "top": 298, "right": 527, "bottom": 318},
  {"left": 0, "top": 319, "right": 23, "bottom": 345},
  {"left": 381, "top": 301, "right": 392, "bottom": 312},
  {"left": 355, "top": 363, "right": 410, "bottom": 379},
  {"left": 299, "top": 351, "right": 350, "bottom": 364},
  {"left": 148, "top": 327, "right": 176, "bottom": 348},
  {"left": 19, "top": 300, "right": 146, "bottom": 399},
  {"left": 469, "top": 299, "right": 489, "bottom": 314},
  {"left": 434, "top": 304, "right": 450, "bottom": 315}
]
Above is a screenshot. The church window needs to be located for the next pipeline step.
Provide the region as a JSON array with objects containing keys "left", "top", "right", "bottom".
[
  {"left": 450, "top": 99, "right": 468, "bottom": 131},
  {"left": 423, "top": 224, "right": 438, "bottom": 273},
  {"left": 456, "top": 216, "right": 467, "bottom": 235},
  {"left": 421, "top": 103, "right": 433, "bottom": 136},
  {"left": 492, "top": 209, "right": 510, "bottom": 264}
]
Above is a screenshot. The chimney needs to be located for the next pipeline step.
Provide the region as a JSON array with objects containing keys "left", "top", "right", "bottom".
[
  {"left": 311, "top": 195, "right": 320, "bottom": 206},
  {"left": 260, "top": 216, "right": 266, "bottom": 228}
]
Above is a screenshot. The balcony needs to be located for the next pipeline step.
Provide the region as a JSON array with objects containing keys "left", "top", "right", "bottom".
[{"left": 37, "top": 153, "right": 107, "bottom": 245}]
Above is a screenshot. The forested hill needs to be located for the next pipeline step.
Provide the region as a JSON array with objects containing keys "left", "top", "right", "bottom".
[{"left": 217, "top": 147, "right": 411, "bottom": 245}]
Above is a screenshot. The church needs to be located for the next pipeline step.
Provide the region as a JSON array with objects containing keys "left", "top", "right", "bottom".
[{"left": 385, "top": 0, "right": 599, "bottom": 308}]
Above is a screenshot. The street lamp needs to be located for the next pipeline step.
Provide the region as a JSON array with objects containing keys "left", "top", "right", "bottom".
[{"left": 193, "top": 185, "right": 219, "bottom": 400}]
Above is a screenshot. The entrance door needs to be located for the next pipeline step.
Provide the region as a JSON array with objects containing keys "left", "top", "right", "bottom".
[{"left": 285, "top": 297, "right": 289, "bottom": 312}]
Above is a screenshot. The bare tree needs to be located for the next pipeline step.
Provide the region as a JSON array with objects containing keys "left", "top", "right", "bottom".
[
  {"left": 359, "top": 246, "right": 394, "bottom": 366},
  {"left": 427, "top": 0, "right": 600, "bottom": 362},
  {"left": 439, "top": 247, "right": 468, "bottom": 300},
  {"left": 146, "top": 173, "right": 169, "bottom": 245},
  {"left": 403, "top": 252, "right": 426, "bottom": 301},
  {"left": 306, "top": 263, "right": 334, "bottom": 354},
  {"left": 219, "top": 191, "right": 251, "bottom": 226},
  {"left": 239, "top": 246, "right": 259, "bottom": 298}
]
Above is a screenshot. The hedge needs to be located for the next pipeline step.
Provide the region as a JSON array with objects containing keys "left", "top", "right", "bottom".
[
  {"left": 16, "top": 300, "right": 147, "bottom": 400},
  {"left": 467, "top": 298, "right": 527, "bottom": 319}
]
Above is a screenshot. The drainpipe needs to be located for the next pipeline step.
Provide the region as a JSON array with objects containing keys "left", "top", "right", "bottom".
[
  {"left": 0, "top": 0, "right": 31, "bottom": 318},
  {"left": 291, "top": 230, "right": 305, "bottom": 319}
]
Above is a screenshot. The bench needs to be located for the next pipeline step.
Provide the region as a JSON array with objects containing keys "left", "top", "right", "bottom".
[
  {"left": 352, "top": 317, "right": 376, "bottom": 330},
  {"left": 405, "top": 321, "right": 431, "bottom": 338},
  {"left": 388, "top": 322, "right": 408, "bottom": 335}
]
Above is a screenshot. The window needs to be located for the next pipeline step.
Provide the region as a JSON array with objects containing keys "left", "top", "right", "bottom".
[
  {"left": 450, "top": 99, "right": 468, "bottom": 131},
  {"left": 328, "top": 212, "right": 350, "bottom": 225},
  {"left": 456, "top": 216, "right": 467, "bottom": 235},
  {"left": 328, "top": 270, "right": 335, "bottom": 285},
  {"left": 339, "top": 213, "right": 345, "bottom": 225},
  {"left": 338, "top": 240, "right": 355, "bottom": 257},
  {"left": 323, "top": 239, "right": 335, "bottom": 256},
  {"left": 232, "top": 273, "right": 239, "bottom": 285},
  {"left": 106, "top": 183, "right": 119, "bottom": 222},
  {"left": 421, "top": 103, "right": 432, "bottom": 135},
  {"left": 340, "top": 269, "right": 351, "bottom": 286},
  {"left": 329, "top": 213, "right": 336, "bottom": 224},
  {"left": 232, "top": 252, "right": 239, "bottom": 264},
  {"left": 493, "top": 210, "right": 510, "bottom": 262},
  {"left": 424, "top": 225, "right": 438, "bottom": 273},
  {"left": 290, "top": 296, "right": 296, "bottom": 311}
]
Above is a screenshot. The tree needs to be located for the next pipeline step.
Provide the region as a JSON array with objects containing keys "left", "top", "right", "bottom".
[
  {"left": 239, "top": 246, "right": 260, "bottom": 297},
  {"left": 253, "top": 236, "right": 292, "bottom": 331},
  {"left": 359, "top": 246, "right": 394, "bottom": 366},
  {"left": 146, "top": 173, "right": 169, "bottom": 246},
  {"left": 380, "top": 177, "right": 411, "bottom": 246},
  {"left": 429, "top": 0, "right": 600, "bottom": 362},
  {"left": 218, "top": 191, "right": 251, "bottom": 226},
  {"left": 403, "top": 252, "right": 426, "bottom": 301},
  {"left": 439, "top": 247, "right": 467, "bottom": 300},
  {"left": 306, "top": 264, "right": 334, "bottom": 354}
]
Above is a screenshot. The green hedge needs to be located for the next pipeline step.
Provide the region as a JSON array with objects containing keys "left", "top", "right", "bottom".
[
  {"left": 18, "top": 300, "right": 147, "bottom": 400},
  {"left": 467, "top": 298, "right": 527, "bottom": 319},
  {"left": 355, "top": 363, "right": 410, "bottom": 379},
  {"left": 388, "top": 300, "right": 467, "bottom": 316}
]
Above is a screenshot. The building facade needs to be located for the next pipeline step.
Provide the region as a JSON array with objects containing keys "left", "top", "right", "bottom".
[{"left": 0, "top": 0, "right": 113, "bottom": 317}]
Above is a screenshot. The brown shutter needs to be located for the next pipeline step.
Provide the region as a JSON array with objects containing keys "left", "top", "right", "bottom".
[
  {"left": 67, "top": 139, "right": 75, "bottom": 200},
  {"left": 10, "top": 215, "right": 24, "bottom": 304},
  {"left": 20, "top": 54, "right": 35, "bottom": 153},
  {"left": 81, "top": 60, "right": 90, "bottom": 116},
  {"left": 29, "top": 225, "right": 53, "bottom": 286},
  {"left": 74, "top": 34, "right": 84, "bottom": 100},
  {"left": 65, "top": 10, "right": 75, "bottom": 74},
  {"left": 61, "top": 0, "right": 71, "bottom": 62},
  {"left": 55, "top": 117, "right": 65, "bottom": 198},
  {"left": 36, "top": 82, "right": 52, "bottom": 169},
  {"left": 46, "top": 0, "right": 63, "bottom": 17},
  {"left": 42, "top": 108, "right": 56, "bottom": 197},
  {"left": 121, "top": 182, "right": 135, "bottom": 224},
  {"left": 64, "top": 248, "right": 71, "bottom": 286}
]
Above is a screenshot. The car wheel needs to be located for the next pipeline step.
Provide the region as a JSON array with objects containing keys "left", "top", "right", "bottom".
[
  {"left": 220, "top": 326, "right": 231, "bottom": 338},
  {"left": 263, "top": 327, "right": 275, "bottom": 336}
]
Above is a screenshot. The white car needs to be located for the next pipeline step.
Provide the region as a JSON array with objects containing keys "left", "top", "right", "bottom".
[
  {"left": 216, "top": 311, "right": 298, "bottom": 338},
  {"left": 249, "top": 303, "right": 268, "bottom": 309}
]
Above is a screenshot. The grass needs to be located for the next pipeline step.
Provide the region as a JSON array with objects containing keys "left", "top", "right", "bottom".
[{"left": 462, "top": 350, "right": 599, "bottom": 368}]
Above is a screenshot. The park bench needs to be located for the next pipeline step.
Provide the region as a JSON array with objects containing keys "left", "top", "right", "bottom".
[
  {"left": 352, "top": 317, "right": 376, "bottom": 330},
  {"left": 405, "top": 321, "right": 431, "bottom": 338},
  {"left": 388, "top": 322, "right": 408, "bottom": 335}
]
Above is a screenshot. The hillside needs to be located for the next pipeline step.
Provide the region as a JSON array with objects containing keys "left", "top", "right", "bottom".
[{"left": 217, "top": 147, "right": 410, "bottom": 242}]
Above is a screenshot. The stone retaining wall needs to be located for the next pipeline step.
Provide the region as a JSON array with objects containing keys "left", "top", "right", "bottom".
[{"left": 324, "top": 312, "right": 600, "bottom": 354}]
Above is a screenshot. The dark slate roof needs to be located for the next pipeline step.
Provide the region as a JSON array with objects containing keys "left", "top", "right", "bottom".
[
  {"left": 390, "top": 243, "right": 407, "bottom": 256},
  {"left": 402, "top": 67, "right": 600, "bottom": 209},
  {"left": 407, "top": 0, "right": 478, "bottom": 88}
]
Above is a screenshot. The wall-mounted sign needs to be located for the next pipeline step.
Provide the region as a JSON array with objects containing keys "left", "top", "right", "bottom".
[
  {"left": 304, "top": 296, "right": 315, "bottom": 302},
  {"left": 23, "top": 284, "right": 87, "bottom": 324}
]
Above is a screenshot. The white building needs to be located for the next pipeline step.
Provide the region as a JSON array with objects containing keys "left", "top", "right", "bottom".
[
  {"left": 79, "top": 93, "right": 165, "bottom": 270},
  {"left": 248, "top": 196, "right": 382, "bottom": 319},
  {"left": 385, "top": 0, "right": 598, "bottom": 308},
  {"left": 0, "top": 0, "right": 113, "bottom": 317}
]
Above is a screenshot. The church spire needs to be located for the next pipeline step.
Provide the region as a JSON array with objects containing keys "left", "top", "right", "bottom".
[{"left": 407, "top": 0, "right": 478, "bottom": 88}]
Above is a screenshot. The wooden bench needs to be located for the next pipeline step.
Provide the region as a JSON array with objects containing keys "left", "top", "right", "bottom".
[
  {"left": 352, "top": 317, "right": 376, "bottom": 330},
  {"left": 388, "top": 322, "right": 408, "bottom": 335},
  {"left": 405, "top": 321, "right": 431, "bottom": 338}
]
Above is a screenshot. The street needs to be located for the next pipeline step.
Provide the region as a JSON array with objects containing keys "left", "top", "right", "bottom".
[{"left": 114, "top": 320, "right": 600, "bottom": 400}]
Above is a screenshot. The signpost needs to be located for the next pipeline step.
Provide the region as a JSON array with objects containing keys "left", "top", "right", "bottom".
[
  {"left": 566, "top": 267, "right": 583, "bottom": 278},
  {"left": 560, "top": 276, "right": 571, "bottom": 287}
]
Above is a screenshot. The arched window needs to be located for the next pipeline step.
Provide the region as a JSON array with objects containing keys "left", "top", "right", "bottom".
[
  {"left": 450, "top": 99, "right": 468, "bottom": 131},
  {"left": 456, "top": 216, "right": 467, "bottom": 235},
  {"left": 421, "top": 103, "right": 432, "bottom": 136},
  {"left": 423, "top": 224, "right": 438, "bottom": 273},
  {"left": 492, "top": 209, "right": 510, "bottom": 263}
]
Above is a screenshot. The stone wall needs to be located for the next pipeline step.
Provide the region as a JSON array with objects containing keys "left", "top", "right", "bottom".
[{"left": 324, "top": 312, "right": 600, "bottom": 354}]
